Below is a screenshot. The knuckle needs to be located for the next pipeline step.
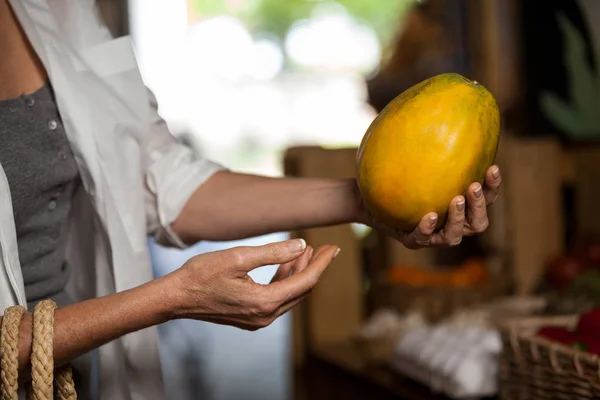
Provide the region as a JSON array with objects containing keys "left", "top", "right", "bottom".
[
  {"left": 245, "top": 305, "right": 258, "bottom": 318},
  {"left": 475, "top": 197, "right": 487, "bottom": 208},
  {"left": 253, "top": 317, "right": 274, "bottom": 330},
  {"left": 222, "top": 249, "right": 246, "bottom": 269},
  {"left": 448, "top": 213, "right": 464, "bottom": 226},
  {"left": 263, "top": 302, "right": 278, "bottom": 316},
  {"left": 263, "top": 316, "right": 276, "bottom": 328},
  {"left": 305, "top": 276, "right": 319, "bottom": 288},
  {"left": 251, "top": 301, "right": 277, "bottom": 318},
  {"left": 415, "top": 237, "right": 430, "bottom": 246},
  {"left": 267, "top": 244, "right": 284, "bottom": 260},
  {"left": 448, "top": 237, "right": 463, "bottom": 246},
  {"left": 473, "top": 220, "right": 489, "bottom": 233},
  {"left": 486, "top": 189, "right": 500, "bottom": 204},
  {"left": 246, "top": 304, "right": 261, "bottom": 318}
]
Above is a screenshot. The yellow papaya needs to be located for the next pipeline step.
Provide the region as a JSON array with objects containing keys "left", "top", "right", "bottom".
[{"left": 356, "top": 73, "right": 500, "bottom": 231}]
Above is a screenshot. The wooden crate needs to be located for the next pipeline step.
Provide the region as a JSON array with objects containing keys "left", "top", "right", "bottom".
[{"left": 283, "top": 146, "right": 365, "bottom": 367}]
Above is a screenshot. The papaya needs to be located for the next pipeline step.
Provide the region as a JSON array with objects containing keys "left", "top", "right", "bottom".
[{"left": 356, "top": 73, "right": 500, "bottom": 231}]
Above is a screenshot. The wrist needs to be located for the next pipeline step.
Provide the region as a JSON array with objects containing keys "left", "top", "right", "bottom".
[
  {"left": 144, "top": 274, "right": 185, "bottom": 323},
  {"left": 160, "top": 265, "right": 208, "bottom": 321},
  {"left": 342, "top": 177, "right": 367, "bottom": 225}
]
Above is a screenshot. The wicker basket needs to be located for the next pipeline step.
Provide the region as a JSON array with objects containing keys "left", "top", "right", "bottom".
[{"left": 499, "top": 315, "right": 600, "bottom": 400}]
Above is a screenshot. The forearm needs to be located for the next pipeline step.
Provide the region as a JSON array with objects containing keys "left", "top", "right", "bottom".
[
  {"left": 171, "top": 171, "right": 362, "bottom": 243},
  {"left": 2, "top": 275, "right": 177, "bottom": 377}
]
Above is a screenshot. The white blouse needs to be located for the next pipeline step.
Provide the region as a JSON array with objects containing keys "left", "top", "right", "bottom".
[{"left": 2, "top": 1, "right": 225, "bottom": 399}]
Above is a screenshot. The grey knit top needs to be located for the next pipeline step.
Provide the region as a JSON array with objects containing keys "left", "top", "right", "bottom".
[{"left": 0, "top": 83, "right": 80, "bottom": 310}]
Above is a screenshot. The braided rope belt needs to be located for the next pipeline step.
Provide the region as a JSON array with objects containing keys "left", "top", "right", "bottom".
[{"left": 0, "top": 300, "right": 77, "bottom": 400}]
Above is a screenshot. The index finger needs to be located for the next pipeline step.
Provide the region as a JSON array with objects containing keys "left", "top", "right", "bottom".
[
  {"left": 267, "top": 245, "right": 339, "bottom": 301},
  {"left": 226, "top": 239, "right": 308, "bottom": 273}
]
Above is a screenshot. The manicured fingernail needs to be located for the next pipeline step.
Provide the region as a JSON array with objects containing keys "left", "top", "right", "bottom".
[
  {"left": 290, "top": 239, "right": 306, "bottom": 252},
  {"left": 309, "top": 248, "right": 314, "bottom": 258},
  {"left": 474, "top": 184, "right": 483, "bottom": 198},
  {"left": 492, "top": 167, "right": 500, "bottom": 180},
  {"left": 333, "top": 248, "right": 341, "bottom": 258},
  {"left": 429, "top": 214, "right": 438, "bottom": 226},
  {"left": 457, "top": 198, "right": 465, "bottom": 212}
]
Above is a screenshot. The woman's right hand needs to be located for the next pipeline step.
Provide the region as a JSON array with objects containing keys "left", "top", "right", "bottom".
[
  {"left": 168, "top": 239, "right": 340, "bottom": 331},
  {"left": 1, "top": 238, "right": 339, "bottom": 374}
]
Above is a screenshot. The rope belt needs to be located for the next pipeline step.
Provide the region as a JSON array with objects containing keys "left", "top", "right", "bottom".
[{"left": 0, "top": 300, "right": 77, "bottom": 399}]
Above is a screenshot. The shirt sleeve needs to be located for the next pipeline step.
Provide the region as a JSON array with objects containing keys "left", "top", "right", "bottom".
[
  {"left": 142, "top": 88, "right": 227, "bottom": 249},
  {"left": 80, "top": 0, "right": 228, "bottom": 248}
]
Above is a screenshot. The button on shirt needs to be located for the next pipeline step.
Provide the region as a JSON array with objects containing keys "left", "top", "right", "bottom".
[{"left": 0, "top": 83, "right": 80, "bottom": 309}]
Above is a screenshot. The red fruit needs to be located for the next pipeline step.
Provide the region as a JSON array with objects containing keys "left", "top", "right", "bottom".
[
  {"left": 572, "top": 332, "right": 600, "bottom": 355},
  {"left": 546, "top": 255, "right": 588, "bottom": 288},
  {"left": 537, "top": 326, "right": 576, "bottom": 345},
  {"left": 576, "top": 308, "right": 600, "bottom": 336},
  {"left": 582, "top": 340, "right": 600, "bottom": 356},
  {"left": 578, "top": 242, "right": 600, "bottom": 268}
]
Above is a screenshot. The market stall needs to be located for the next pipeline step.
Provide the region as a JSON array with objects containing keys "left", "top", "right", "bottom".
[{"left": 287, "top": 0, "right": 600, "bottom": 398}]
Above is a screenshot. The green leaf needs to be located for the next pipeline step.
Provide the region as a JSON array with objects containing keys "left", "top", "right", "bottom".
[{"left": 539, "top": 12, "right": 600, "bottom": 140}]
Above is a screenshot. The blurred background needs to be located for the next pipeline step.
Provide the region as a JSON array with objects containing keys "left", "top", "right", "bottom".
[{"left": 96, "top": 0, "right": 600, "bottom": 399}]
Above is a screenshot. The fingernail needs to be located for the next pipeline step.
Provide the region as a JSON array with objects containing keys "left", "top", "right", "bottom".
[
  {"left": 309, "top": 248, "right": 314, "bottom": 258},
  {"left": 429, "top": 214, "right": 438, "bottom": 226},
  {"left": 289, "top": 239, "right": 306, "bottom": 252},
  {"left": 457, "top": 198, "right": 465, "bottom": 212},
  {"left": 492, "top": 167, "right": 500, "bottom": 180},
  {"left": 474, "top": 184, "right": 483, "bottom": 198},
  {"left": 333, "top": 248, "right": 341, "bottom": 258}
]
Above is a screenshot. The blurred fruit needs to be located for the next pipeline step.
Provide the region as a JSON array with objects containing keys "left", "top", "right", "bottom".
[
  {"left": 576, "top": 241, "right": 600, "bottom": 268},
  {"left": 575, "top": 308, "right": 600, "bottom": 337},
  {"left": 546, "top": 254, "right": 588, "bottom": 289},
  {"left": 537, "top": 326, "right": 575, "bottom": 345},
  {"left": 387, "top": 258, "right": 489, "bottom": 288}
]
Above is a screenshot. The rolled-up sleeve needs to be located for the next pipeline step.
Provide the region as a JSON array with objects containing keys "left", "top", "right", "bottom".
[
  {"left": 143, "top": 89, "right": 227, "bottom": 248},
  {"left": 79, "top": 0, "right": 225, "bottom": 248}
]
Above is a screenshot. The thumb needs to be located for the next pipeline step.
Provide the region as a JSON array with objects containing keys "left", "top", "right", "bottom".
[{"left": 230, "top": 239, "right": 307, "bottom": 272}]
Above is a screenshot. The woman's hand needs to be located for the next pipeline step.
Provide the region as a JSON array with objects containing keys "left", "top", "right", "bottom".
[
  {"left": 169, "top": 239, "right": 339, "bottom": 330},
  {"left": 361, "top": 165, "right": 502, "bottom": 249},
  {"left": 0, "top": 239, "right": 338, "bottom": 375}
]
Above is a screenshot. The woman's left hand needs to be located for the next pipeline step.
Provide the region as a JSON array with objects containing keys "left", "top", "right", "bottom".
[{"left": 361, "top": 165, "right": 502, "bottom": 249}]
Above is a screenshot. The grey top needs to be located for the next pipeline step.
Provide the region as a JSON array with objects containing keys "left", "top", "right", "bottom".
[{"left": 0, "top": 83, "right": 80, "bottom": 310}]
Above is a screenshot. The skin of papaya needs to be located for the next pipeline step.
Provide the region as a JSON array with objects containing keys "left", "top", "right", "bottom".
[{"left": 356, "top": 72, "right": 500, "bottom": 231}]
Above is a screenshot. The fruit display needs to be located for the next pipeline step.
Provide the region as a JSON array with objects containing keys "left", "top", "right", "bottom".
[
  {"left": 546, "top": 254, "right": 588, "bottom": 289},
  {"left": 537, "top": 308, "right": 600, "bottom": 355},
  {"left": 542, "top": 241, "right": 600, "bottom": 314},
  {"left": 386, "top": 258, "right": 489, "bottom": 289},
  {"left": 356, "top": 72, "right": 500, "bottom": 231}
]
